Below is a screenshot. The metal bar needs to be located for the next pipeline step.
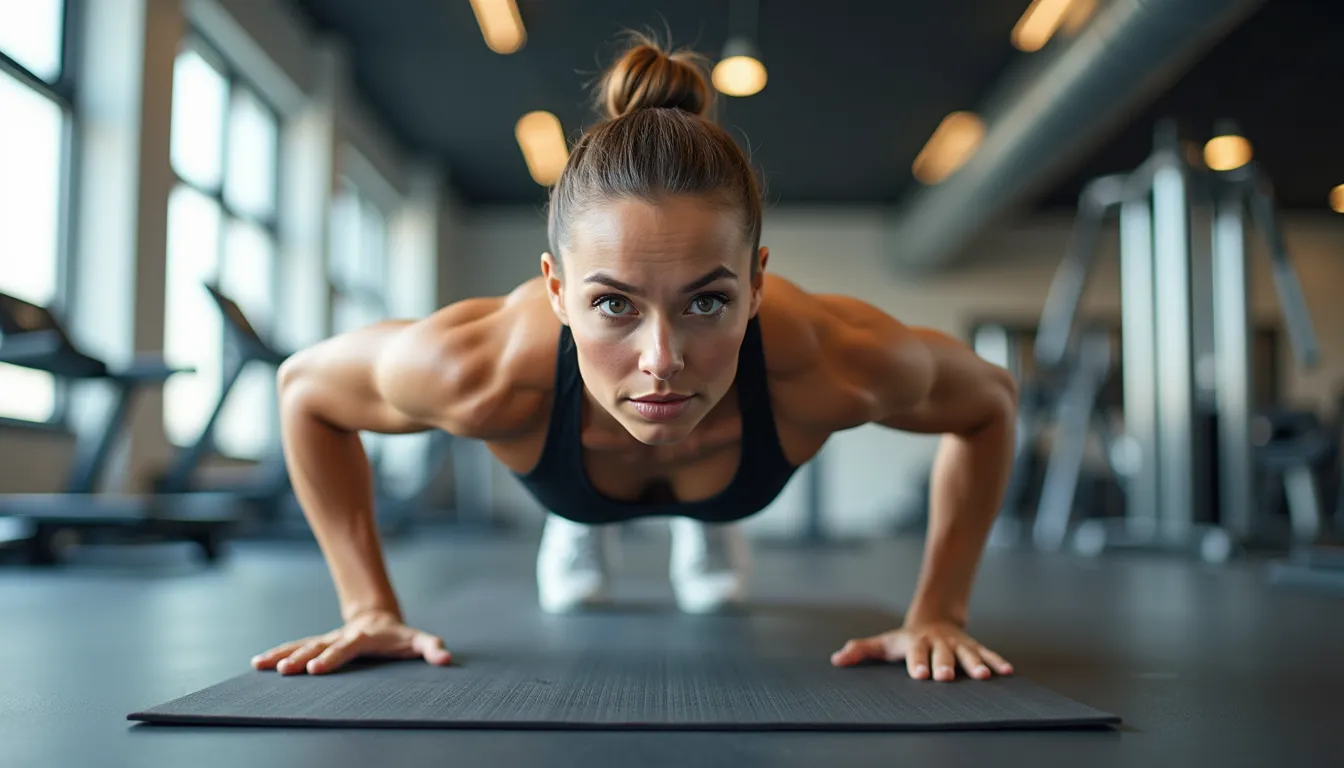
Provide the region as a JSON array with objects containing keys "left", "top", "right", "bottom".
[
  {"left": 1151, "top": 151, "right": 1197, "bottom": 541},
  {"left": 65, "top": 380, "right": 136, "bottom": 494},
  {"left": 1246, "top": 173, "right": 1320, "bottom": 370},
  {"left": 1283, "top": 466, "right": 1322, "bottom": 543},
  {"left": 1034, "top": 329, "right": 1111, "bottom": 551},
  {"left": 158, "top": 357, "right": 246, "bottom": 491},
  {"left": 0, "top": 50, "right": 73, "bottom": 108},
  {"left": 1118, "top": 195, "right": 1159, "bottom": 527},
  {"left": 1211, "top": 184, "right": 1255, "bottom": 540},
  {"left": 1035, "top": 174, "right": 1127, "bottom": 373}
]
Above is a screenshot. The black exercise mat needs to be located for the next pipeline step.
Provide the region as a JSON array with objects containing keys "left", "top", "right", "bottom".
[{"left": 129, "top": 585, "right": 1120, "bottom": 731}]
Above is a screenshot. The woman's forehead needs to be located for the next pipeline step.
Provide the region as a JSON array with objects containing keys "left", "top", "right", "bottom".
[{"left": 567, "top": 197, "right": 747, "bottom": 264}]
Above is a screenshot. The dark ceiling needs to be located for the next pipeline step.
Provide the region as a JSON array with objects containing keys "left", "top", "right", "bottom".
[
  {"left": 1037, "top": 0, "right": 1343, "bottom": 211},
  {"left": 288, "top": 0, "right": 1342, "bottom": 213}
]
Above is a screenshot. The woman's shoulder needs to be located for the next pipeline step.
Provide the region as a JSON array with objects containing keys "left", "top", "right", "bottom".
[
  {"left": 754, "top": 274, "right": 844, "bottom": 375},
  {"left": 755, "top": 274, "right": 923, "bottom": 432},
  {"left": 410, "top": 277, "right": 562, "bottom": 440}
]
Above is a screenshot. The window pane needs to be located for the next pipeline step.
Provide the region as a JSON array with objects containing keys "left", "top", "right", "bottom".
[
  {"left": 0, "top": 75, "right": 62, "bottom": 305},
  {"left": 0, "top": 364, "right": 57, "bottom": 421},
  {"left": 163, "top": 185, "right": 223, "bottom": 446},
  {"left": 0, "top": 0, "right": 64, "bottom": 82},
  {"left": 329, "top": 180, "right": 361, "bottom": 288},
  {"left": 0, "top": 71, "right": 65, "bottom": 421},
  {"left": 332, "top": 293, "right": 385, "bottom": 335},
  {"left": 360, "top": 200, "right": 387, "bottom": 292},
  {"left": 224, "top": 87, "right": 278, "bottom": 221},
  {"left": 215, "top": 220, "right": 276, "bottom": 459},
  {"left": 170, "top": 48, "right": 227, "bottom": 190}
]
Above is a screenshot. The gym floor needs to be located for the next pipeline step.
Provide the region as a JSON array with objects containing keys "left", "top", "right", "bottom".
[{"left": 3, "top": 529, "right": 1339, "bottom": 768}]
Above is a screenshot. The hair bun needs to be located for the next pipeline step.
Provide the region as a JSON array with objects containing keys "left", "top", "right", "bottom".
[{"left": 599, "top": 35, "right": 712, "bottom": 120}]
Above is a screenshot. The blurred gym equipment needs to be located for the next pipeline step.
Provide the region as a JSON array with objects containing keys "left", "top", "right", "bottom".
[
  {"left": 152, "top": 283, "right": 302, "bottom": 538},
  {"left": 158, "top": 283, "right": 510, "bottom": 541},
  {"left": 1265, "top": 387, "right": 1344, "bottom": 591},
  {"left": 1025, "top": 120, "right": 1323, "bottom": 563},
  {"left": 0, "top": 291, "right": 235, "bottom": 565}
]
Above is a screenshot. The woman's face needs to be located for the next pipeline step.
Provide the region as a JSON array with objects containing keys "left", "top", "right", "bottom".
[{"left": 542, "top": 195, "right": 766, "bottom": 445}]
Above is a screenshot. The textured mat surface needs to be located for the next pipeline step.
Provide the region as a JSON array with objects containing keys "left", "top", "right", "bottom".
[{"left": 129, "top": 585, "right": 1120, "bottom": 731}]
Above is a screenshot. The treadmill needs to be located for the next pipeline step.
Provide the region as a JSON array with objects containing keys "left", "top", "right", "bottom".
[
  {"left": 153, "top": 283, "right": 300, "bottom": 537},
  {"left": 0, "top": 291, "right": 236, "bottom": 565}
]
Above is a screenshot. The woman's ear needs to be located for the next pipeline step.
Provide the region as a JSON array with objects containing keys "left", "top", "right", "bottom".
[
  {"left": 540, "top": 252, "right": 570, "bottom": 325},
  {"left": 750, "top": 246, "right": 769, "bottom": 315}
]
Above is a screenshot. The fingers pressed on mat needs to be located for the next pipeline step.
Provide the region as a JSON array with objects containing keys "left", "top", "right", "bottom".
[
  {"left": 307, "top": 637, "right": 360, "bottom": 674},
  {"left": 931, "top": 641, "right": 957, "bottom": 682},
  {"left": 830, "top": 637, "right": 881, "bottom": 666},
  {"left": 413, "top": 633, "right": 453, "bottom": 665},
  {"left": 979, "top": 646, "right": 1014, "bottom": 675},
  {"left": 252, "top": 640, "right": 307, "bottom": 670},
  {"left": 955, "top": 644, "right": 990, "bottom": 680},
  {"left": 906, "top": 637, "right": 931, "bottom": 679},
  {"left": 279, "top": 641, "right": 328, "bottom": 675}
]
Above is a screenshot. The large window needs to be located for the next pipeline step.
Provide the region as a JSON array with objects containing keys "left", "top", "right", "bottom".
[
  {"left": 0, "top": 0, "right": 73, "bottom": 423},
  {"left": 329, "top": 172, "right": 392, "bottom": 459},
  {"left": 329, "top": 175, "right": 391, "bottom": 335},
  {"left": 164, "top": 36, "right": 281, "bottom": 459}
]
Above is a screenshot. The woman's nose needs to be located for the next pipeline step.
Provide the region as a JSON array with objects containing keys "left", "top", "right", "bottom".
[{"left": 640, "top": 322, "right": 683, "bottom": 381}]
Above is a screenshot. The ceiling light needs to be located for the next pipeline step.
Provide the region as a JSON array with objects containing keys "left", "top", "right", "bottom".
[
  {"left": 515, "top": 111, "right": 567, "bottom": 187},
  {"left": 713, "top": 36, "right": 767, "bottom": 97},
  {"left": 1061, "top": 0, "right": 1098, "bottom": 35},
  {"left": 1203, "top": 121, "right": 1252, "bottom": 172},
  {"left": 1330, "top": 184, "right": 1344, "bottom": 214},
  {"left": 1012, "top": 0, "right": 1077, "bottom": 52},
  {"left": 912, "top": 111, "right": 985, "bottom": 185},
  {"left": 469, "top": 0, "right": 525, "bottom": 54}
]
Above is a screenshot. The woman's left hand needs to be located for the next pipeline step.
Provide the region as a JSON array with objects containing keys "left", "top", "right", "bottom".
[{"left": 829, "top": 619, "right": 1014, "bottom": 681}]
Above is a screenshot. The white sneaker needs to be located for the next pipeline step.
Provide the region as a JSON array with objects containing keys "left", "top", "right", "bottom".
[
  {"left": 536, "top": 513, "right": 619, "bottom": 613},
  {"left": 668, "top": 517, "right": 750, "bottom": 613}
]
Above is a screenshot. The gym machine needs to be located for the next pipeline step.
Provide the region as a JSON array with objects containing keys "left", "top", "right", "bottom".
[
  {"left": 162, "top": 282, "right": 509, "bottom": 541},
  {"left": 0, "top": 291, "right": 235, "bottom": 564},
  {"left": 1265, "top": 387, "right": 1344, "bottom": 591},
  {"left": 1030, "top": 120, "right": 1324, "bottom": 563},
  {"left": 152, "top": 283, "right": 299, "bottom": 537},
  {"left": 977, "top": 320, "right": 1130, "bottom": 551}
]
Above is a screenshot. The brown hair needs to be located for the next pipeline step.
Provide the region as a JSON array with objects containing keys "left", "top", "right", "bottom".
[{"left": 547, "top": 34, "right": 763, "bottom": 274}]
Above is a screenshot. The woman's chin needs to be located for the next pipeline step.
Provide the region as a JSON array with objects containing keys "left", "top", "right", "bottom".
[{"left": 620, "top": 410, "right": 699, "bottom": 445}]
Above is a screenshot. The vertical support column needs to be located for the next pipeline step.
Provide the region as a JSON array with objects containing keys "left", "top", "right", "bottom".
[
  {"left": 1150, "top": 151, "right": 1197, "bottom": 542},
  {"left": 379, "top": 163, "right": 441, "bottom": 501},
  {"left": 1211, "top": 187, "right": 1254, "bottom": 540},
  {"left": 1118, "top": 196, "right": 1159, "bottom": 529},
  {"left": 69, "top": 0, "right": 182, "bottom": 491},
  {"left": 275, "top": 40, "right": 336, "bottom": 353}
]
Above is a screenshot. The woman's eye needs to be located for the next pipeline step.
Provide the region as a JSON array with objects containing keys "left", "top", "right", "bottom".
[
  {"left": 599, "top": 297, "right": 632, "bottom": 315},
  {"left": 689, "top": 295, "right": 724, "bottom": 315}
]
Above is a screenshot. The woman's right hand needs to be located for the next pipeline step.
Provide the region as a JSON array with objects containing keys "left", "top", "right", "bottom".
[{"left": 251, "top": 610, "right": 453, "bottom": 676}]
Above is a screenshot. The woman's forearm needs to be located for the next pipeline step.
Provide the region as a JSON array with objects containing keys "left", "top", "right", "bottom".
[
  {"left": 905, "top": 403, "right": 1016, "bottom": 627},
  {"left": 278, "top": 378, "right": 404, "bottom": 624},
  {"left": 272, "top": 322, "right": 436, "bottom": 625}
]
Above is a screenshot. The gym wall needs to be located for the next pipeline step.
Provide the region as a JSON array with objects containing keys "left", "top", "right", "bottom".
[{"left": 3, "top": 0, "right": 1342, "bottom": 542}]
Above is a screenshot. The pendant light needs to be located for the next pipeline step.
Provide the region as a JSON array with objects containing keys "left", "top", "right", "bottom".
[{"left": 713, "top": 0, "right": 767, "bottom": 97}]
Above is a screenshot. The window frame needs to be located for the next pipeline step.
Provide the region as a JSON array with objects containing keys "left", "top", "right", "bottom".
[
  {"left": 162, "top": 28, "right": 285, "bottom": 460},
  {"left": 0, "top": 0, "right": 82, "bottom": 429},
  {"left": 171, "top": 31, "right": 283, "bottom": 253}
]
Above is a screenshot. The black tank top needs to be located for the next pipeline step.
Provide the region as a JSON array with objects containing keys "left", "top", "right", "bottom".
[{"left": 513, "top": 317, "right": 800, "bottom": 525}]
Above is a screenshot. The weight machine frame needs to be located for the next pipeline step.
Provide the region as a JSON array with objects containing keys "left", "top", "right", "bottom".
[{"left": 1031, "top": 120, "right": 1320, "bottom": 562}]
